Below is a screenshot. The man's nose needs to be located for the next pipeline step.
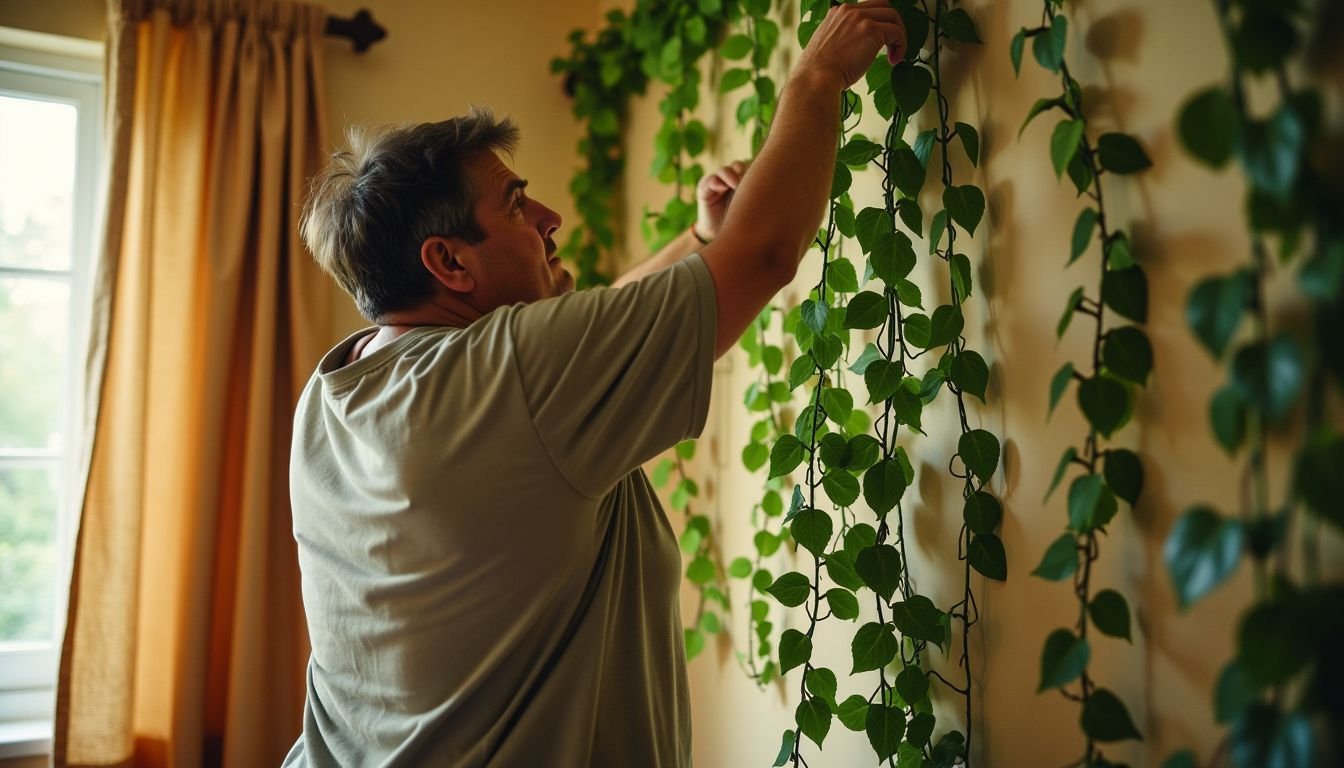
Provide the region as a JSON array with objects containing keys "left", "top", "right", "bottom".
[{"left": 534, "top": 202, "right": 561, "bottom": 239}]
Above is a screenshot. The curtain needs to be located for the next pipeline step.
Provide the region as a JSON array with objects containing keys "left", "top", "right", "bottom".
[{"left": 53, "top": 0, "right": 330, "bottom": 765}]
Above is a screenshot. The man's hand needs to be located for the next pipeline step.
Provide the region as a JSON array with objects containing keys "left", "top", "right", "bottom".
[
  {"left": 695, "top": 161, "right": 747, "bottom": 242},
  {"left": 794, "top": 0, "right": 908, "bottom": 93}
]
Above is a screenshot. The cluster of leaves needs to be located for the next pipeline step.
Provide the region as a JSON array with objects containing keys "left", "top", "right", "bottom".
[
  {"left": 1013, "top": 0, "right": 1154, "bottom": 763},
  {"left": 764, "top": 1, "right": 997, "bottom": 764},
  {"left": 1160, "top": 2, "right": 1344, "bottom": 766},
  {"left": 550, "top": 11, "right": 648, "bottom": 288}
]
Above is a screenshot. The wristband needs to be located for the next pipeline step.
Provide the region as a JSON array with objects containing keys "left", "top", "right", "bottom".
[{"left": 690, "top": 223, "right": 712, "bottom": 245}]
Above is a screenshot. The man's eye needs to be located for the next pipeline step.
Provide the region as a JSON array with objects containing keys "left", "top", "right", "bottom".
[{"left": 513, "top": 195, "right": 526, "bottom": 212}]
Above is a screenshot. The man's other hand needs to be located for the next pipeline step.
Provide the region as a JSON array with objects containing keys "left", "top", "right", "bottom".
[
  {"left": 695, "top": 160, "right": 747, "bottom": 242},
  {"left": 795, "top": 0, "right": 908, "bottom": 93}
]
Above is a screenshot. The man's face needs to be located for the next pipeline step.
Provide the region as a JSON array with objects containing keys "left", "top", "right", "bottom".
[{"left": 460, "top": 150, "right": 572, "bottom": 308}]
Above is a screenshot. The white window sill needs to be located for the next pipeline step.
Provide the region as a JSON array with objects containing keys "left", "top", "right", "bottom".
[{"left": 0, "top": 720, "right": 52, "bottom": 759}]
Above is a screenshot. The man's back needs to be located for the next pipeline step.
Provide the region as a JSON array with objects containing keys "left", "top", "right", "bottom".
[{"left": 284, "top": 255, "right": 716, "bottom": 767}]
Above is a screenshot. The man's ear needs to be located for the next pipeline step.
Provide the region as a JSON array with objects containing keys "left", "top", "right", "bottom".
[{"left": 420, "top": 236, "right": 477, "bottom": 293}]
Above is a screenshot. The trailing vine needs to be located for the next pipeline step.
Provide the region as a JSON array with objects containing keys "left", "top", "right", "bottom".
[
  {"left": 1161, "top": 1, "right": 1344, "bottom": 765},
  {"left": 1014, "top": 0, "right": 1154, "bottom": 762}
]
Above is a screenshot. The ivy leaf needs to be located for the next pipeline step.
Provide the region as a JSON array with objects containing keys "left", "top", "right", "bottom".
[
  {"left": 1049, "top": 362, "right": 1075, "bottom": 416},
  {"left": 1057, "top": 286, "right": 1084, "bottom": 338},
  {"left": 1033, "top": 533, "right": 1079, "bottom": 581},
  {"left": 845, "top": 291, "right": 888, "bottom": 330},
  {"left": 1010, "top": 29, "right": 1026, "bottom": 75},
  {"left": 929, "top": 305, "right": 964, "bottom": 347},
  {"left": 767, "top": 571, "right": 812, "bottom": 608},
  {"left": 866, "top": 703, "right": 906, "bottom": 760},
  {"left": 849, "top": 343, "right": 882, "bottom": 376},
  {"left": 865, "top": 359, "right": 905, "bottom": 403},
  {"left": 939, "top": 7, "right": 980, "bottom": 43},
  {"left": 1231, "top": 335, "right": 1305, "bottom": 425},
  {"left": 1102, "top": 326, "right": 1153, "bottom": 385},
  {"left": 1232, "top": 9, "right": 1297, "bottom": 73},
  {"left": 1165, "top": 506, "right": 1243, "bottom": 608},
  {"left": 1214, "top": 660, "right": 1256, "bottom": 724},
  {"left": 1068, "top": 473, "right": 1118, "bottom": 532},
  {"left": 1070, "top": 208, "right": 1098, "bottom": 265},
  {"left": 1078, "top": 375, "right": 1129, "bottom": 438},
  {"left": 912, "top": 128, "right": 936, "bottom": 167},
  {"left": 1297, "top": 435, "right": 1344, "bottom": 533},
  {"left": 929, "top": 210, "right": 949, "bottom": 254},
  {"left": 870, "top": 230, "right": 917, "bottom": 284},
  {"left": 1178, "top": 86, "right": 1239, "bottom": 168},
  {"left": 855, "top": 207, "right": 888, "bottom": 252},
  {"left": 890, "top": 143, "right": 926, "bottom": 197},
  {"left": 838, "top": 137, "right": 883, "bottom": 168},
  {"left": 1241, "top": 106, "right": 1303, "bottom": 200},
  {"left": 1046, "top": 446, "right": 1077, "bottom": 503},
  {"left": 895, "top": 665, "right": 930, "bottom": 705},
  {"left": 788, "top": 355, "right": 815, "bottom": 391},
  {"left": 1039, "top": 628, "right": 1090, "bottom": 690},
  {"left": 906, "top": 712, "right": 935, "bottom": 747},
  {"left": 1097, "top": 132, "right": 1152, "bottom": 174},
  {"left": 1187, "top": 271, "right": 1249, "bottom": 358},
  {"left": 904, "top": 313, "right": 932, "bottom": 348},
  {"left": 795, "top": 698, "right": 832, "bottom": 747},
  {"left": 791, "top": 507, "right": 834, "bottom": 556},
  {"left": 1229, "top": 704, "right": 1315, "bottom": 768},
  {"left": 950, "top": 349, "right": 989, "bottom": 402},
  {"left": 1067, "top": 149, "right": 1094, "bottom": 195},
  {"left": 720, "top": 33, "right": 753, "bottom": 60},
  {"left": 964, "top": 491, "right": 1002, "bottom": 534},
  {"left": 779, "top": 628, "right": 812, "bottom": 675},
  {"left": 685, "top": 627, "right": 705, "bottom": 659},
  {"left": 897, "top": 198, "right": 923, "bottom": 236},
  {"left": 1089, "top": 589, "right": 1132, "bottom": 642},
  {"left": 863, "top": 459, "right": 907, "bottom": 515},
  {"left": 1033, "top": 14, "right": 1067, "bottom": 72},
  {"left": 1020, "top": 96, "right": 1065, "bottom": 136},
  {"left": 1081, "top": 688, "right": 1143, "bottom": 742},
  {"left": 968, "top": 533, "right": 1008, "bottom": 581},
  {"left": 831, "top": 162, "right": 852, "bottom": 199},
  {"left": 1051, "top": 119, "right": 1085, "bottom": 178},
  {"left": 890, "top": 595, "right": 947, "bottom": 649},
  {"left": 824, "top": 550, "right": 865, "bottom": 591},
  {"left": 856, "top": 544, "right": 903, "bottom": 601},
  {"left": 1238, "top": 599, "right": 1309, "bottom": 689},
  {"left": 821, "top": 471, "right": 860, "bottom": 508},
  {"left": 1104, "top": 448, "right": 1144, "bottom": 506},
  {"left": 891, "top": 62, "right": 932, "bottom": 116},
  {"left": 943, "top": 185, "right": 986, "bottom": 236},
  {"left": 769, "top": 434, "right": 807, "bottom": 478},
  {"left": 772, "top": 730, "right": 795, "bottom": 767},
  {"left": 806, "top": 667, "right": 838, "bottom": 707},
  {"left": 826, "top": 587, "right": 860, "bottom": 621},
  {"left": 955, "top": 121, "right": 980, "bottom": 166},
  {"left": 951, "top": 252, "right": 973, "bottom": 302},
  {"left": 891, "top": 381, "right": 925, "bottom": 433},
  {"left": 958, "top": 429, "right": 1000, "bottom": 484},
  {"left": 826, "top": 257, "right": 859, "bottom": 293},
  {"left": 729, "top": 557, "right": 753, "bottom": 579},
  {"left": 851, "top": 622, "right": 898, "bottom": 672},
  {"left": 821, "top": 387, "right": 854, "bottom": 427},
  {"left": 896, "top": 278, "right": 924, "bottom": 309},
  {"left": 719, "top": 67, "right": 752, "bottom": 93},
  {"left": 1107, "top": 231, "right": 1135, "bottom": 269}
]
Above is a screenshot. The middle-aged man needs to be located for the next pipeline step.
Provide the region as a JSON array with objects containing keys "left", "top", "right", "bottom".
[{"left": 283, "top": 3, "right": 907, "bottom": 766}]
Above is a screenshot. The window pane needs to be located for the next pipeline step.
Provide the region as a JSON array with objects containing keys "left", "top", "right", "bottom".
[
  {"left": 0, "top": 277, "right": 70, "bottom": 451},
  {"left": 0, "top": 465, "right": 58, "bottom": 642},
  {"left": 0, "top": 93, "right": 77, "bottom": 271}
]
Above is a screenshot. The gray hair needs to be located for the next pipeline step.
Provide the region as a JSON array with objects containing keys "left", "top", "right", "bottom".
[{"left": 300, "top": 108, "right": 520, "bottom": 321}]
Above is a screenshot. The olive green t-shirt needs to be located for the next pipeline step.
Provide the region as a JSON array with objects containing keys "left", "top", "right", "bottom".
[{"left": 282, "top": 254, "right": 717, "bottom": 767}]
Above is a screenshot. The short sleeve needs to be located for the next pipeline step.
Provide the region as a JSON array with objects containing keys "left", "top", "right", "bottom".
[{"left": 509, "top": 253, "right": 718, "bottom": 498}]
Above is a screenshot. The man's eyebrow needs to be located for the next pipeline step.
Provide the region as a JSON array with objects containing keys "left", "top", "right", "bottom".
[{"left": 501, "top": 178, "right": 529, "bottom": 207}]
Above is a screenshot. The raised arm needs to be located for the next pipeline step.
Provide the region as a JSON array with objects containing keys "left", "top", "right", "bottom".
[{"left": 700, "top": 0, "right": 906, "bottom": 358}]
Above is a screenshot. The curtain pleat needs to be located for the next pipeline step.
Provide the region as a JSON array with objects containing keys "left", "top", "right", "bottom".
[{"left": 54, "top": 1, "right": 330, "bottom": 766}]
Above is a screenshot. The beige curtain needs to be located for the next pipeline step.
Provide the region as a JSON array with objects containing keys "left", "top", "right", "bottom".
[{"left": 54, "top": 0, "right": 330, "bottom": 765}]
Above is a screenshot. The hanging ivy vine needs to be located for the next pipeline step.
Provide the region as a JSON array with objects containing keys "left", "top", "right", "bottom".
[
  {"left": 1013, "top": 0, "right": 1154, "bottom": 762},
  {"left": 1160, "top": 1, "right": 1344, "bottom": 766}
]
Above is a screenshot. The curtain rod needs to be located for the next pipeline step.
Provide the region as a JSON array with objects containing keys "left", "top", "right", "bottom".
[{"left": 325, "top": 9, "right": 386, "bottom": 53}]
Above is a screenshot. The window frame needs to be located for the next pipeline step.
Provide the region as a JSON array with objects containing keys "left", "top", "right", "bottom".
[{"left": 0, "top": 25, "right": 103, "bottom": 753}]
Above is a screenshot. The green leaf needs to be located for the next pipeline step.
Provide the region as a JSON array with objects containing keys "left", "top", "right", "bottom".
[
  {"left": 1230, "top": 704, "right": 1315, "bottom": 768},
  {"left": 1104, "top": 448, "right": 1143, "bottom": 506},
  {"left": 890, "top": 596, "right": 947, "bottom": 648},
  {"left": 964, "top": 491, "right": 1002, "bottom": 534},
  {"left": 824, "top": 551, "right": 865, "bottom": 591},
  {"left": 906, "top": 712, "right": 935, "bottom": 747},
  {"left": 1103, "top": 326, "right": 1153, "bottom": 385},
  {"left": 1298, "top": 435, "right": 1344, "bottom": 533},
  {"left": 955, "top": 122, "right": 980, "bottom": 166},
  {"left": 729, "top": 557, "right": 753, "bottom": 579},
  {"left": 1089, "top": 589, "right": 1132, "bottom": 642},
  {"left": 685, "top": 627, "right": 705, "bottom": 659},
  {"left": 1097, "top": 132, "right": 1152, "bottom": 174},
  {"left": 943, "top": 185, "right": 986, "bottom": 236},
  {"left": 792, "top": 507, "right": 834, "bottom": 555},
  {"left": 837, "top": 694, "right": 869, "bottom": 731},
  {"left": 863, "top": 459, "right": 907, "bottom": 515},
  {"left": 1070, "top": 208, "right": 1098, "bottom": 265},
  {"left": 1163, "top": 751, "right": 1198, "bottom": 768},
  {"left": 1046, "top": 446, "right": 1077, "bottom": 502},
  {"left": 719, "top": 67, "right": 752, "bottom": 93},
  {"left": 795, "top": 698, "right": 832, "bottom": 747},
  {"left": 852, "top": 622, "right": 898, "bottom": 672},
  {"left": 1242, "top": 106, "right": 1303, "bottom": 200},
  {"left": 1233, "top": 9, "right": 1297, "bottom": 73},
  {"left": 968, "top": 533, "right": 1007, "bottom": 580},
  {"left": 826, "top": 588, "right": 860, "bottom": 621},
  {"left": 838, "top": 138, "right": 883, "bottom": 168},
  {"left": 895, "top": 665, "right": 929, "bottom": 705},
  {"left": 1010, "top": 29, "right": 1026, "bottom": 75},
  {"left": 865, "top": 359, "right": 905, "bottom": 404},
  {"left": 950, "top": 252, "right": 973, "bottom": 302},
  {"left": 1033, "top": 533, "right": 1079, "bottom": 581},
  {"left": 821, "top": 471, "right": 860, "bottom": 508},
  {"left": 720, "top": 33, "right": 753, "bottom": 60},
  {"left": 939, "top": 7, "right": 980, "bottom": 43},
  {"left": 831, "top": 162, "right": 852, "bottom": 199},
  {"left": 856, "top": 544, "right": 903, "bottom": 600},
  {"left": 1049, "top": 362, "right": 1075, "bottom": 416},
  {"left": 1238, "top": 600, "right": 1309, "bottom": 688},
  {"left": 870, "top": 230, "right": 917, "bottom": 285},
  {"left": 845, "top": 434, "right": 881, "bottom": 471},
  {"left": 779, "top": 628, "right": 812, "bottom": 675},
  {"left": 687, "top": 556, "right": 714, "bottom": 584},
  {"left": 866, "top": 703, "right": 906, "bottom": 760},
  {"left": 772, "top": 730, "right": 795, "bottom": 767},
  {"left": 904, "top": 313, "right": 932, "bottom": 348},
  {"left": 959, "top": 429, "right": 1000, "bottom": 484},
  {"left": 1058, "top": 286, "right": 1084, "bottom": 338},
  {"left": 1078, "top": 375, "right": 1129, "bottom": 438},
  {"left": 769, "top": 434, "right": 807, "bottom": 478},
  {"left": 1051, "top": 119, "right": 1085, "bottom": 178},
  {"left": 1214, "top": 660, "right": 1256, "bottom": 724},
  {"left": 849, "top": 343, "right": 881, "bottom": 376},
  {"left": 1107, "top": 231, "right": 1135, "bottom": 269},
  {"left": 890, "top": 143, "right": 926, "bottom": 198},
  {"left": 897, "top": 197, "right": 923, "bottom": 236},
  {"left": 896, "top": 278, "right": 923, "bottom": 309},
  {"left": 845, "top": 291, "right": 888, "bottom": 330},
  {"left": 855, "top": 206, "right": 888, "bottom": 252},
  {"left": 1033, "top": 14, "right": 1067, "bottom": 72},
  {"left": 1081, "top": 688, "right": 1142, "bottom": 742},
  {"left": 1068, "top": 473, "right": 1118, "bottom": 532},
  {"left": 826, "top": 258, "right": 859, "bottom": 293},
  {"left": 767, "top": 571, "right": 812, "bottom": 607},
  {"left": 1067, "top": 149, "right": 1094, "bottom": 194},
  {"left": 821, "top": 387, "right": 854, "bottom": 426},
  {"left": 1178, "top": 87, "right": 1239, "bottom": 168},
  {"left": 929, "top": 305, "right": 964, "bottom": 348},
  {"left": 891, "top": 62, "right": 932, "bottom": 116},
  {"left": 1231, "top": 335, "right": 1305, "bottom": 425},
  {"left": 951, "top": 350, "right": 989, "bottom": 402},
  {"left": 806, "top": 667, "right": 838, "bottom": 705},
  {"left": 1039, "top": 628, "right": 1090, "bottom": 690},
  {"left": 929, "top": 210, "right": 948, "bottom": 253},
  {"left": 1020, "top": 96, "right": 1065, "bottom": 136},
  {"left": 1164, "top": 506, "right": 1243, "bottom": 608}
]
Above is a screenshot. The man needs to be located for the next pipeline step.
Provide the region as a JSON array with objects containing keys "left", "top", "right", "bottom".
[{"left": 283, "top": 3, "right": 905, "bottom": 766}]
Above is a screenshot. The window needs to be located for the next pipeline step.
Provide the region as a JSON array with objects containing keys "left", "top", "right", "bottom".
[{"left": 0, "top": 26, "right": 101, "bottom": 756}]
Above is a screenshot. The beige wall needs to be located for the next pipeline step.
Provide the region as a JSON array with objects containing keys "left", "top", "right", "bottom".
[{"left": 604, "top": 1, "right": 1343, "bottom": 766}]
